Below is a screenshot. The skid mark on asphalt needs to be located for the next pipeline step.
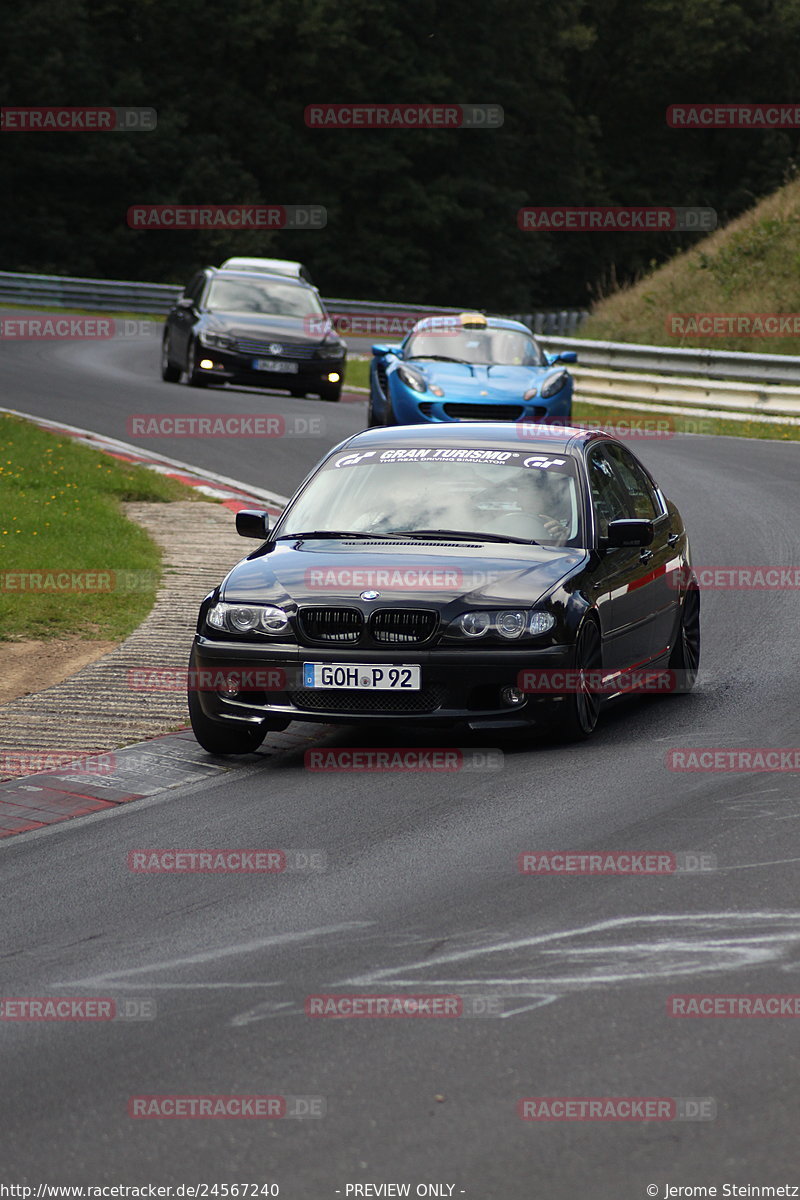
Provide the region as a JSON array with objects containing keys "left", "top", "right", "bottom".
[{"left": 51, "top": 921, "right": 374, "bottom": 989}]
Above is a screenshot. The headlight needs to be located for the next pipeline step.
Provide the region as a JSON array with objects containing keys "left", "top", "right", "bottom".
[
  {"left": 453, "top": 610, "right": 556, "bottom": 641},
  {"left": 200, "top": 331, "right": 235, "bottom": 349},
  {"left": 540, "top": 371, "right": 567, "bottom": 399},
  {"left": 205, "top": 602, "right": 292, "bottom": 638},
  {"left": 315, "top": 341, "right": 346, "bottom": 359},
  {"left": 397, "top": 364, "right": 427, "bottom": 393}
]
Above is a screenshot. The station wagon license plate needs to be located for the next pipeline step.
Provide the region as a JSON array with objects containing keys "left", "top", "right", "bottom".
[
  {"left": 303, "top": 663, "right": 421, "bottom": 691},
  {"left": 253, "top": 358, "right": 299, "bottom": 373}
]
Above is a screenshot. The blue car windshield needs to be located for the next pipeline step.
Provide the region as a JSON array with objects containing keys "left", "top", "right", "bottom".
[
  {"left": 405, "top": 328, "right": 544, "bottom": 366},
  {"left": 206, "top": 278, "right": 324, "bottom": 318}
]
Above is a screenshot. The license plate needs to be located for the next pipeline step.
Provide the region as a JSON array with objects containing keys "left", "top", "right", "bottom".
[
  {"left": 253, "top": 358, "right": 299, "bottom": 373},
  {"left": 303, "top": 662, "right": 421, "bottom": 691}
]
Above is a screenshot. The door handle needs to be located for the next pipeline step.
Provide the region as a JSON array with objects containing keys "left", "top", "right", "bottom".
[
  {"left": 668, "top": 532, "right": 681, "bottom": 547},
  {"left": 640, "top": 549, "right": 654, "bottom": 563}
]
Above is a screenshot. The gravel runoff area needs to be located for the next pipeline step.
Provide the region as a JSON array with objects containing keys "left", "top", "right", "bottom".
[{"left": 0, "top": 500, "right": 251, "bottom": 778}]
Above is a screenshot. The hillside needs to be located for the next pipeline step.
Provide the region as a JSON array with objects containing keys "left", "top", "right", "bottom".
[{"left": 579, "top": 177, "right": 800, "bottom": 354}]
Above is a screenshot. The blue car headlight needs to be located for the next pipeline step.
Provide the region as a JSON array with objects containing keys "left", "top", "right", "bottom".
[
  {"left": 397, "top": 364, "right": 427, "bottom": 393},
  {"left": 539, "top": 370, "right": 568, "bottom": 399}
]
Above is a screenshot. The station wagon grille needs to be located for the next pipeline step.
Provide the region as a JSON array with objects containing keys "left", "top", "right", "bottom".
[
  {"left": 298, "top": 607, "right": 363, "bottom": 643},
  {"left": 233, "top": 337, "right": 318, "bottom": 359},
  {"left": 370, "top": 609, "right": 438, "bottom": 644}
]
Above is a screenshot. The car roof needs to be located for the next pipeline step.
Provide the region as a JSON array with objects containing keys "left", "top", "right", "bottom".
[
  {"left": 206, "top": 267, "right": 315, "bottom": 290},
  {"left": 221, "top": 257, "right": 304, "bottom": 272},
  {"left": 338, "top": 422, "right": 613, "bottom": 456}
]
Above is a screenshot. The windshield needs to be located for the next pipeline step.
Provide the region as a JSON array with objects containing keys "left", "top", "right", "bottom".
[
  {"left": 206, "top": 278, "right": 323, "bottom": 317},
  {"left": 277, "top": 446, "right": 584, "bottom": 547},
  {"left": 405, "top": 327, "right": 543, "bottom": 366}
]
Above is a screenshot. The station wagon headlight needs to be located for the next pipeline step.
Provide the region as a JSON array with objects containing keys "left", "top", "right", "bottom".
[
  {"left": 540, "top": 370, "right": 567, "bottom": 399},
  {"left": 205, "top": 602, "right": 291, "bottom": 637},
  {"left": 200, "top": 331, "right": 235, "bottom": 349},
  {"left": 397, "top": 364, "right": 427, "bottom": 393}
]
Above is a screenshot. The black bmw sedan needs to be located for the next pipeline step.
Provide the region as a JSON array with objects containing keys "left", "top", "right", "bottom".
[
  {"left": 188, "top": 424, "right": 700, "bottom": 751},
  {"left": 160, "top": 267, "right": 346, "bottom": 400}
]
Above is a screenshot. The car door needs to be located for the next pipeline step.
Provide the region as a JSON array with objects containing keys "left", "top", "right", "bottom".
[
  {"left": 585, "top": 443, "right": 655, "bottom": 669},
  {"left": 603, "top": 443, "right": 679, "bottom": 660}
]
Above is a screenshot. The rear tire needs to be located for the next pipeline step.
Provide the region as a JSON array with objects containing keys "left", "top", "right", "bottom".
[
  {"left": 668, "top": 585, "right": 700, "bottom": 693},
  {"left": 161, "top": 333, "right": 181, "bottom": 382}
]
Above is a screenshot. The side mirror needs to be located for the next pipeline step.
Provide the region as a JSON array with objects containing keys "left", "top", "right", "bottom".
[
  {"left": 605, "top": 518, "right": 654, "bottom": 549},
  {"left": 546, "top": 350, "right": 577, "bottom": 364},
  {"left": 236, "top": 509, "right": 271, "bottom": 539},
  {"left": 177, "top": 296, "right": 194, "bottom": 309}
]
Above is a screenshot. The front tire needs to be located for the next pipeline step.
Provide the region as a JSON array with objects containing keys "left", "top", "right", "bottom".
[
  {"left": 161, "top": 333, "right": 181, "bottom": 382},
  {"left": 668, "top": 585, "right": 700, "bottom": 693},
  {"left": 319, "top": 383, "right": 342, "bottom": 402},
  {"left": 553, "top": 618, "right": 602, "bottom": 741},
  {"left": 188, "top": 685, "right": 267, "bottom": 755},
  {"left": 186, "top": 339, "right": 210, "bottom": 388}
]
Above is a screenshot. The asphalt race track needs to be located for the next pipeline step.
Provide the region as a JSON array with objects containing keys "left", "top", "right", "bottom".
[{"left": 1, "top": 326, "right": 799, "bottom": 1196}]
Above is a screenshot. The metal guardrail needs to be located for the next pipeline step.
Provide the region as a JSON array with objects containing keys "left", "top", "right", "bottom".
[
  {"left": 0, "top": 268, "right": 587, "bottom": 330},
  {"left": 537, "top": 334, "right": 800, "bottom": 386},
  {"left": 566, "top": 365, "right": 800, "bottom": 419}
]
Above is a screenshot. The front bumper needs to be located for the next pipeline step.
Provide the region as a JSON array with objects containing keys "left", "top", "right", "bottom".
[
  {"left": 196, "top": 347, "right": 345, "bottom": 389},
  {"left": 391, "top": 384, "right": 573, "bottom": 425},
  {"left": 191, "top": 635, "right": 574, "bottom": 730}
]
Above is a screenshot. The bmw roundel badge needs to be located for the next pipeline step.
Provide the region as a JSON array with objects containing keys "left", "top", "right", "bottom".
[{"left": 360, "top": 590, "right": 380, "bottom": 600}]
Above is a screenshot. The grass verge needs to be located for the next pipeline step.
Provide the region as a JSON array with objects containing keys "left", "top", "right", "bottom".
[{"left": 0, "top": 413, "right": 206, "bottom": 641}]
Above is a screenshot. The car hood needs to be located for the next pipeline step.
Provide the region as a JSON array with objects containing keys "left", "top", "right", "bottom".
[
  {"left": 220, "top": 539, "right": 588, "bottom": 609},
  {"left": 399, "top": 361, "right": 561, "bottom": 400},
  {"left": 204, "top": 311, "right": 326, "bottom": 345}
]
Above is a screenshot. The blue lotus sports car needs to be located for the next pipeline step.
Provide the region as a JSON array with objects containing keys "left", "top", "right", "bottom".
[{"left": 368, "top": 312, "right": 576, "bottom": 427}]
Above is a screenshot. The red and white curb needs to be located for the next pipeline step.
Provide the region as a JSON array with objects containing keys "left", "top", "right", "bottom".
[{"left": 0, "top": 406, "right": 289, "bottom": 515}]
